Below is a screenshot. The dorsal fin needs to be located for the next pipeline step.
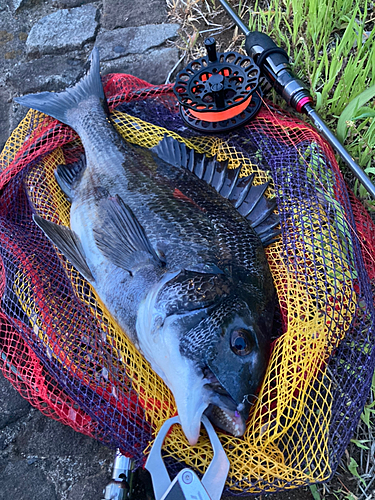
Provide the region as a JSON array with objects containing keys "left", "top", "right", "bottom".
[{"left": 152, "top": 135, "right": 280, "bottom": 246}]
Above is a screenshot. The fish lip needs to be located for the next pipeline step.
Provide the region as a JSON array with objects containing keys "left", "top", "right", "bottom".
[{"left": 202, "top": 366, "right": 249, "bottom": 437}]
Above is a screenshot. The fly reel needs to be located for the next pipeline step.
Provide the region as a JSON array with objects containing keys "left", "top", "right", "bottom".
[{"left": 173, "top": 37, "right": 262, "bottom": 133}]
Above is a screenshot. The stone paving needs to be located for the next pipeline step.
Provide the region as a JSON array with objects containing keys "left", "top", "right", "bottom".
[{"left": 0, "top": 0, "right": 178, "bottom": 152}]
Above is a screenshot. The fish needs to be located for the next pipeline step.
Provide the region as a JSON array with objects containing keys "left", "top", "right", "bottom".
[{"left": 14, "top": 48, "right": 279, "bottom": 446}]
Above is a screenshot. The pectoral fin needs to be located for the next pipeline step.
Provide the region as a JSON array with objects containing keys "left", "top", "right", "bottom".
[
  {"left": 33, "top": 215, "right": 94, "bottom": 282},
  {"left": 94, "top": 195, "right": 164, "bottom": 275}
]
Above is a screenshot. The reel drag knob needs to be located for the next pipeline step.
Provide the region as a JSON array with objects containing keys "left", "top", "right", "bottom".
[
  {"left": 207, "top": 73, "right": 225, "bottom": 108},
  {"left": 173, "top": 37, "right": 262, "bottom": 133}
]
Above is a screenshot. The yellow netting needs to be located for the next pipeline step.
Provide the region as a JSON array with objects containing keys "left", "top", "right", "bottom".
[
  {"left": 5, "top": 107, "right": 359, "bottom": 492},
  {"left": 111, "top": 110, "right": 270, "bottom": 183}
]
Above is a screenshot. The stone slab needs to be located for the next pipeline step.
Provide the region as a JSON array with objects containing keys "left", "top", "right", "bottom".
[
  {"left": 0, "top": 376, "right": 113, "bottom": 500},
  {"left": 95, "top": 23, "right": 179, "bottom": 61},
  {"left": 0, "top": 460, "right": 58, "bottom": 500},
  {"left": 52, "top": 0, "right": 94, "bottom": 7},
  {"left": 0, "top": 373, "right": 30, "bottom": 429},
  {"left": 67, "top": 473, "right": 112, "bottom": 500},
  {"left": 102, "top": 0, "right": 167, "bottom": 29},
  {"left": 100, "top": 46, "right": 180, "bottom": 85},
  {"left": 8, "top": 53, "right": 86, "bottom": 95},
  {"left": 2, "top": 49, "right": 84, "bottom": 164},
  {"left": 14, "top": 410, "right": 110, "bottom": 461},
  {"left": 0, "top": 96, "right": 13, "bottom": 155},
  {"left": 26, "top": 4, "right": 98, "bottom": 56},
  {"left": 0, "top": 9, "right": 28, "bottom": 65},
  {"left": 11, "top": 0, "right": 45, "bottom": 11},
  {"left": 11, "top": 0, "right": 34, "bottom": 11}
]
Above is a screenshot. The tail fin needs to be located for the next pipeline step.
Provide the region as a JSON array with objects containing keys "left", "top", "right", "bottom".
[{"left": 14, "top": 48, "right": 107, "bottom": 128}]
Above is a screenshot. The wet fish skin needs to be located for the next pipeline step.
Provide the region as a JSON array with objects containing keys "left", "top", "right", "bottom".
[{"left": 15, "top": 48, "right": 276, "bottom": 445}]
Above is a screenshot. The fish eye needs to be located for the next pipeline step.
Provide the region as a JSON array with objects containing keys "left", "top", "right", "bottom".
[{"left": 230, "top": 329, "right": 253, "bottom": 356}]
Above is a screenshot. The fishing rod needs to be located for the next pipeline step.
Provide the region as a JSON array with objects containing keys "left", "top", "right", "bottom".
[{"left": 217, "top": 0, "right": 375, "bottom": 199}]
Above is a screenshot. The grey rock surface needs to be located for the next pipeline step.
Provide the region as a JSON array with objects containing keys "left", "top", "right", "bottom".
[
  {"left": 102, "top": 0, "right": 167, "bottom": 29},
  {"left": 0, "top": 374, "right": 30, "bottom": 430},
  {"left": 0, "top": 0, "right": 181, "bottom": 152},
  {"left": 26, "top": 5, "right": 99, "bottom": 56},
  {"left": 95, "top": 23, "right": 180, "bottom": 61},
  {"left": 101, "top": 47, "right": 180, "bottom": 84},
  {"left": 1, "top": 459, "right": 58, "bottom": 500},
  {"left": 0, "top": 374, "right": 113, "bottom": 500},
  {"left": 11, "top": 0, "right": 35, "bottom": 12},
  {"left": 0, "top": 8, "right": 28, "bottom": 70},
  {"left": 0, "top": 98, "right": 12, "bottom": 157},
  {"left": 67, "top": 473, "right": 113, "bottom": 500},
  {"left": 7, "top": 53, "right": 87, "bottom": 95},
  {"left": 0, "top": 7, "right": 29, "bottom": 154},
  {"left": 52, "top": 0, "right": 94, "bottom": 7}
]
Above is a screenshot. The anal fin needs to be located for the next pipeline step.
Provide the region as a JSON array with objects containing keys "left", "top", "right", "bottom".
[{"left": 55, "top": 154, "right": 86, "bottom": 200}]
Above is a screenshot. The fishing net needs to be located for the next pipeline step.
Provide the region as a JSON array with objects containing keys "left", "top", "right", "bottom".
[{"left": 1, "top": 73, "right": 374, "bottom": 495}]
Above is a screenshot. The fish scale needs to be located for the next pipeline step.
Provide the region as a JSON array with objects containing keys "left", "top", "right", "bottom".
[
  {"left": 15, "top": 48, "right": 278, "bottom": 446},
  {"left": 134, "top": 162, "right": 266, "bottom": 273}
]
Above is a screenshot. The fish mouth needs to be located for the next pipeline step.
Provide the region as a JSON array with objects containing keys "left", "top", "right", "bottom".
[
  {"left": 204, "top": 404, "right": 246, "bottom": 437},
  {"left": 203, "top": 367, "right": 248, "bottom": 437}
]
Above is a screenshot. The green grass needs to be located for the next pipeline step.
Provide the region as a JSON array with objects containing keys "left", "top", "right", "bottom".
[{"left": 245, "top": 0, "right": 375, "bottom": 205}]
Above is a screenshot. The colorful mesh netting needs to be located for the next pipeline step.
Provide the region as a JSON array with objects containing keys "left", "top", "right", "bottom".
[{"left": 1, "top": 74, "right": 374, "bottom": 495}]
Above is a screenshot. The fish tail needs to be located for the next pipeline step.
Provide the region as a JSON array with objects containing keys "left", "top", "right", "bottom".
[{"left": 14, "top": 48, "right": 108, "bottom": 129}]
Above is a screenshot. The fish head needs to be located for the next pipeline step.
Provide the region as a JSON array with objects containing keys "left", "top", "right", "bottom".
[
  {"left": 137, "top": 269, "right": 273, "bottom": 445},
  {"left": 179, "top": 296, "right": 271, "bottom": 439}
]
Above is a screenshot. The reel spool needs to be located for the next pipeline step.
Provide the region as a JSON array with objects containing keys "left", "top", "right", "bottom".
[{"left": 173, "top": 37, "right": 262, "bottom": 133}]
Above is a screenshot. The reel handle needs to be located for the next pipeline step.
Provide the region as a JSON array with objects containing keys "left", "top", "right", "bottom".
[
  {"left": 245, "top": 31, "right": 313, "bottom": 112},
  {"left": 205, "top": 37, "right": 218, "bottom": 62}
]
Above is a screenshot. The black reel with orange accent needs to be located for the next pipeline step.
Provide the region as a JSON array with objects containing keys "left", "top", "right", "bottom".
[{"left": 173, "top": 37, "right": 262, "bottom": 133}]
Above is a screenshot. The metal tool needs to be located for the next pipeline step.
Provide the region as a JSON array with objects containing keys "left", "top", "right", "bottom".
[
  {"left": 102, "top": 449, "right": 133, "bottom": 500},
  {"left": 145, "top": 415, "right": 230, "bottom": 500},
  {"left": 218, "top": 0, "right": 375, "bottom": 199}
]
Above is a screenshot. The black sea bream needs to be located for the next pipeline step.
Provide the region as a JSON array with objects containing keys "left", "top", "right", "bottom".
[{"left": 15, "top": 49, "right": 279, "bottom": 445}]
